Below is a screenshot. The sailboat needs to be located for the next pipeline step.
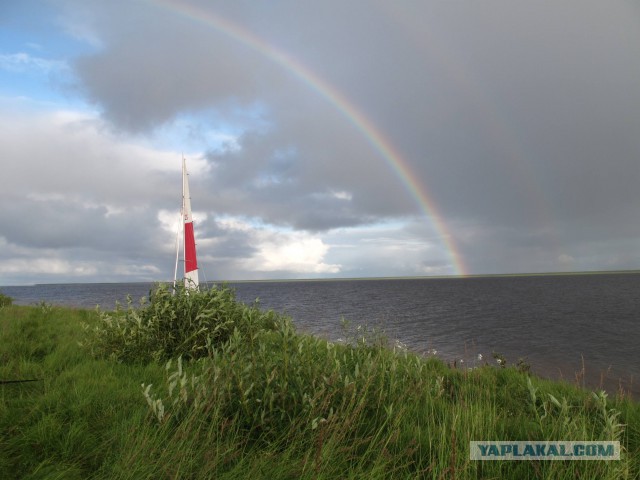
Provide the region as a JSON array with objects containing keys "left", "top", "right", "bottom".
[{"left": 174, "top": 157, "right": 199, "bottom": 290}]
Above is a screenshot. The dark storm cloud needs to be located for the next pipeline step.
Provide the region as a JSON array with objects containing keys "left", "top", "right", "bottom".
[
  {"left": 70, "top": 1, "right": 640, "bottom": 217},
  {"left": 197, "top": 108, "right": 416, "bottom": 231},
  {"left": 67, "top": 0, "right": 421, "bottom": 234},
  {"left": 70, "top": 0, "right": 296, "bottom": 132}
]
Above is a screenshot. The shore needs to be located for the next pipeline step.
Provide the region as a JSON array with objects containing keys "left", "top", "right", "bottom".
[{"left": 1, "top": 288, "right": 638, "bottom": 478}]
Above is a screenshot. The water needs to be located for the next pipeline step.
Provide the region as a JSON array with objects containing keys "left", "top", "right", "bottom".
[{"left": 2, "top": 273, "right": 639, "bottom": 395}]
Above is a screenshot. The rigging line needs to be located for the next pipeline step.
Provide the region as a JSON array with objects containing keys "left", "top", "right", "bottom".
[{"left": 199, "top": 262, "right": 208, "bottom": 286}]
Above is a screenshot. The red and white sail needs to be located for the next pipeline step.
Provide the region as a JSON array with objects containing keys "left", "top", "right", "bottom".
[{"left": 181, "top": 157, "right": 199, "bottom": 288}]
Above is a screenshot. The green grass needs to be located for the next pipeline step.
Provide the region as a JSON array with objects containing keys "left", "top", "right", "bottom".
[{"left": 1, "top": 286, "right": 638, "bottom": 479}]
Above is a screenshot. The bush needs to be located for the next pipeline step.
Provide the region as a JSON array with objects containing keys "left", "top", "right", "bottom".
[
  {"left": 0, "top": 292, "right": 13, "bottom": 307},
  {"left": 83, "top": 283, "right": 291, "bottom": 363}
]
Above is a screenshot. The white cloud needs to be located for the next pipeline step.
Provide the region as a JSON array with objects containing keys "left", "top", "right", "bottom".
[
  {"left": 255, "top": 235, "right": 340, "bottom": 273},
  {"left": 0, "top": 107, "right": 198, "bottom": 200},
  {"left": 0, "top": 52, "right": 67, "bottom": 74},
  {"left": 331, "top": 190, "right": 353, "bottom": 201},
  {"left": 157, "top": 209, "right": 181, "bottom": 234},
  {"left": 0, "top": 258, "right": 96, "bottom": 276},
  {"left": 216, "top": 217, "right": 341, "bottom": 274},
  {"left": 321, "top": 221, "right": 455, "bottom": 277},
  {"left": 147, "top": 113, "right": 243, "bottom": 155}
]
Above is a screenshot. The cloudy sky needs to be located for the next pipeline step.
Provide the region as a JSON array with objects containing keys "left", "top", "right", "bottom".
[{"left": 1, "top": 0, "right": 639, "bottom": 285}]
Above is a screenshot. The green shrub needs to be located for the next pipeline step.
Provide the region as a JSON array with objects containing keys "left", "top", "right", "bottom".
[
  {"left": 83, "top": 283, "right": 291, "bottom": 363},
  {"left": 0, "top": 292, "right": 13, "bottom": 307}
]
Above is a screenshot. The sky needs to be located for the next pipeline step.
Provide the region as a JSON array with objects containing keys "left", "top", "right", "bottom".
[{"left": 1, "top": 0, "right": 639, "bottom": 285}]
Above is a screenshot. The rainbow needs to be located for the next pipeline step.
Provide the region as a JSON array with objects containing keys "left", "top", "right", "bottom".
[{"left": 145, "top": 0, "right": 468, "bottom": 276}]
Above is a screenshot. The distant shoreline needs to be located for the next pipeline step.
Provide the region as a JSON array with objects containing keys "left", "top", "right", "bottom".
[
  {"left": 224, "top": 269, "right": 640, "bottom": 284},
  {"left": 2, "top": 268, "right": 640, "bottom": 288}
]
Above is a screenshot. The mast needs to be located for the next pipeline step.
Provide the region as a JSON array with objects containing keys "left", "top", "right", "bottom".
[{"left": 181, "top": 157, "right": 199, "bottom": 289}]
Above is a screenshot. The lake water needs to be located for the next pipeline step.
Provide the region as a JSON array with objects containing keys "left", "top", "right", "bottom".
[{"left": 2, "top": 273, "right": 639, "bottom": 395}]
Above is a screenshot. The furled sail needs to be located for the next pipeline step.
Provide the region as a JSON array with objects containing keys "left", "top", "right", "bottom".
[{"left": 181, "top": 157, "right": 199, "bottom": 289}]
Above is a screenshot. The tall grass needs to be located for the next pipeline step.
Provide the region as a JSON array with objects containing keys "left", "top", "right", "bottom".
[
  {"left": 0, "top": 303, "right": 164, "bottom": 479},
  {"left": 1, "top": 284, "right": 639, "bottom": 478}
]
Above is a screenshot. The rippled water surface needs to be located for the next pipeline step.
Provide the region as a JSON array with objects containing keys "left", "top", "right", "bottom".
[{"left": 3, "top": 273, "right": 639, "bottom": 394}]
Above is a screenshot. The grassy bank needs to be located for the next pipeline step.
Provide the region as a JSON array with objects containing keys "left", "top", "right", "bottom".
[{"left": 1, "top": 286, "right": 638, "bottom": 479}]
